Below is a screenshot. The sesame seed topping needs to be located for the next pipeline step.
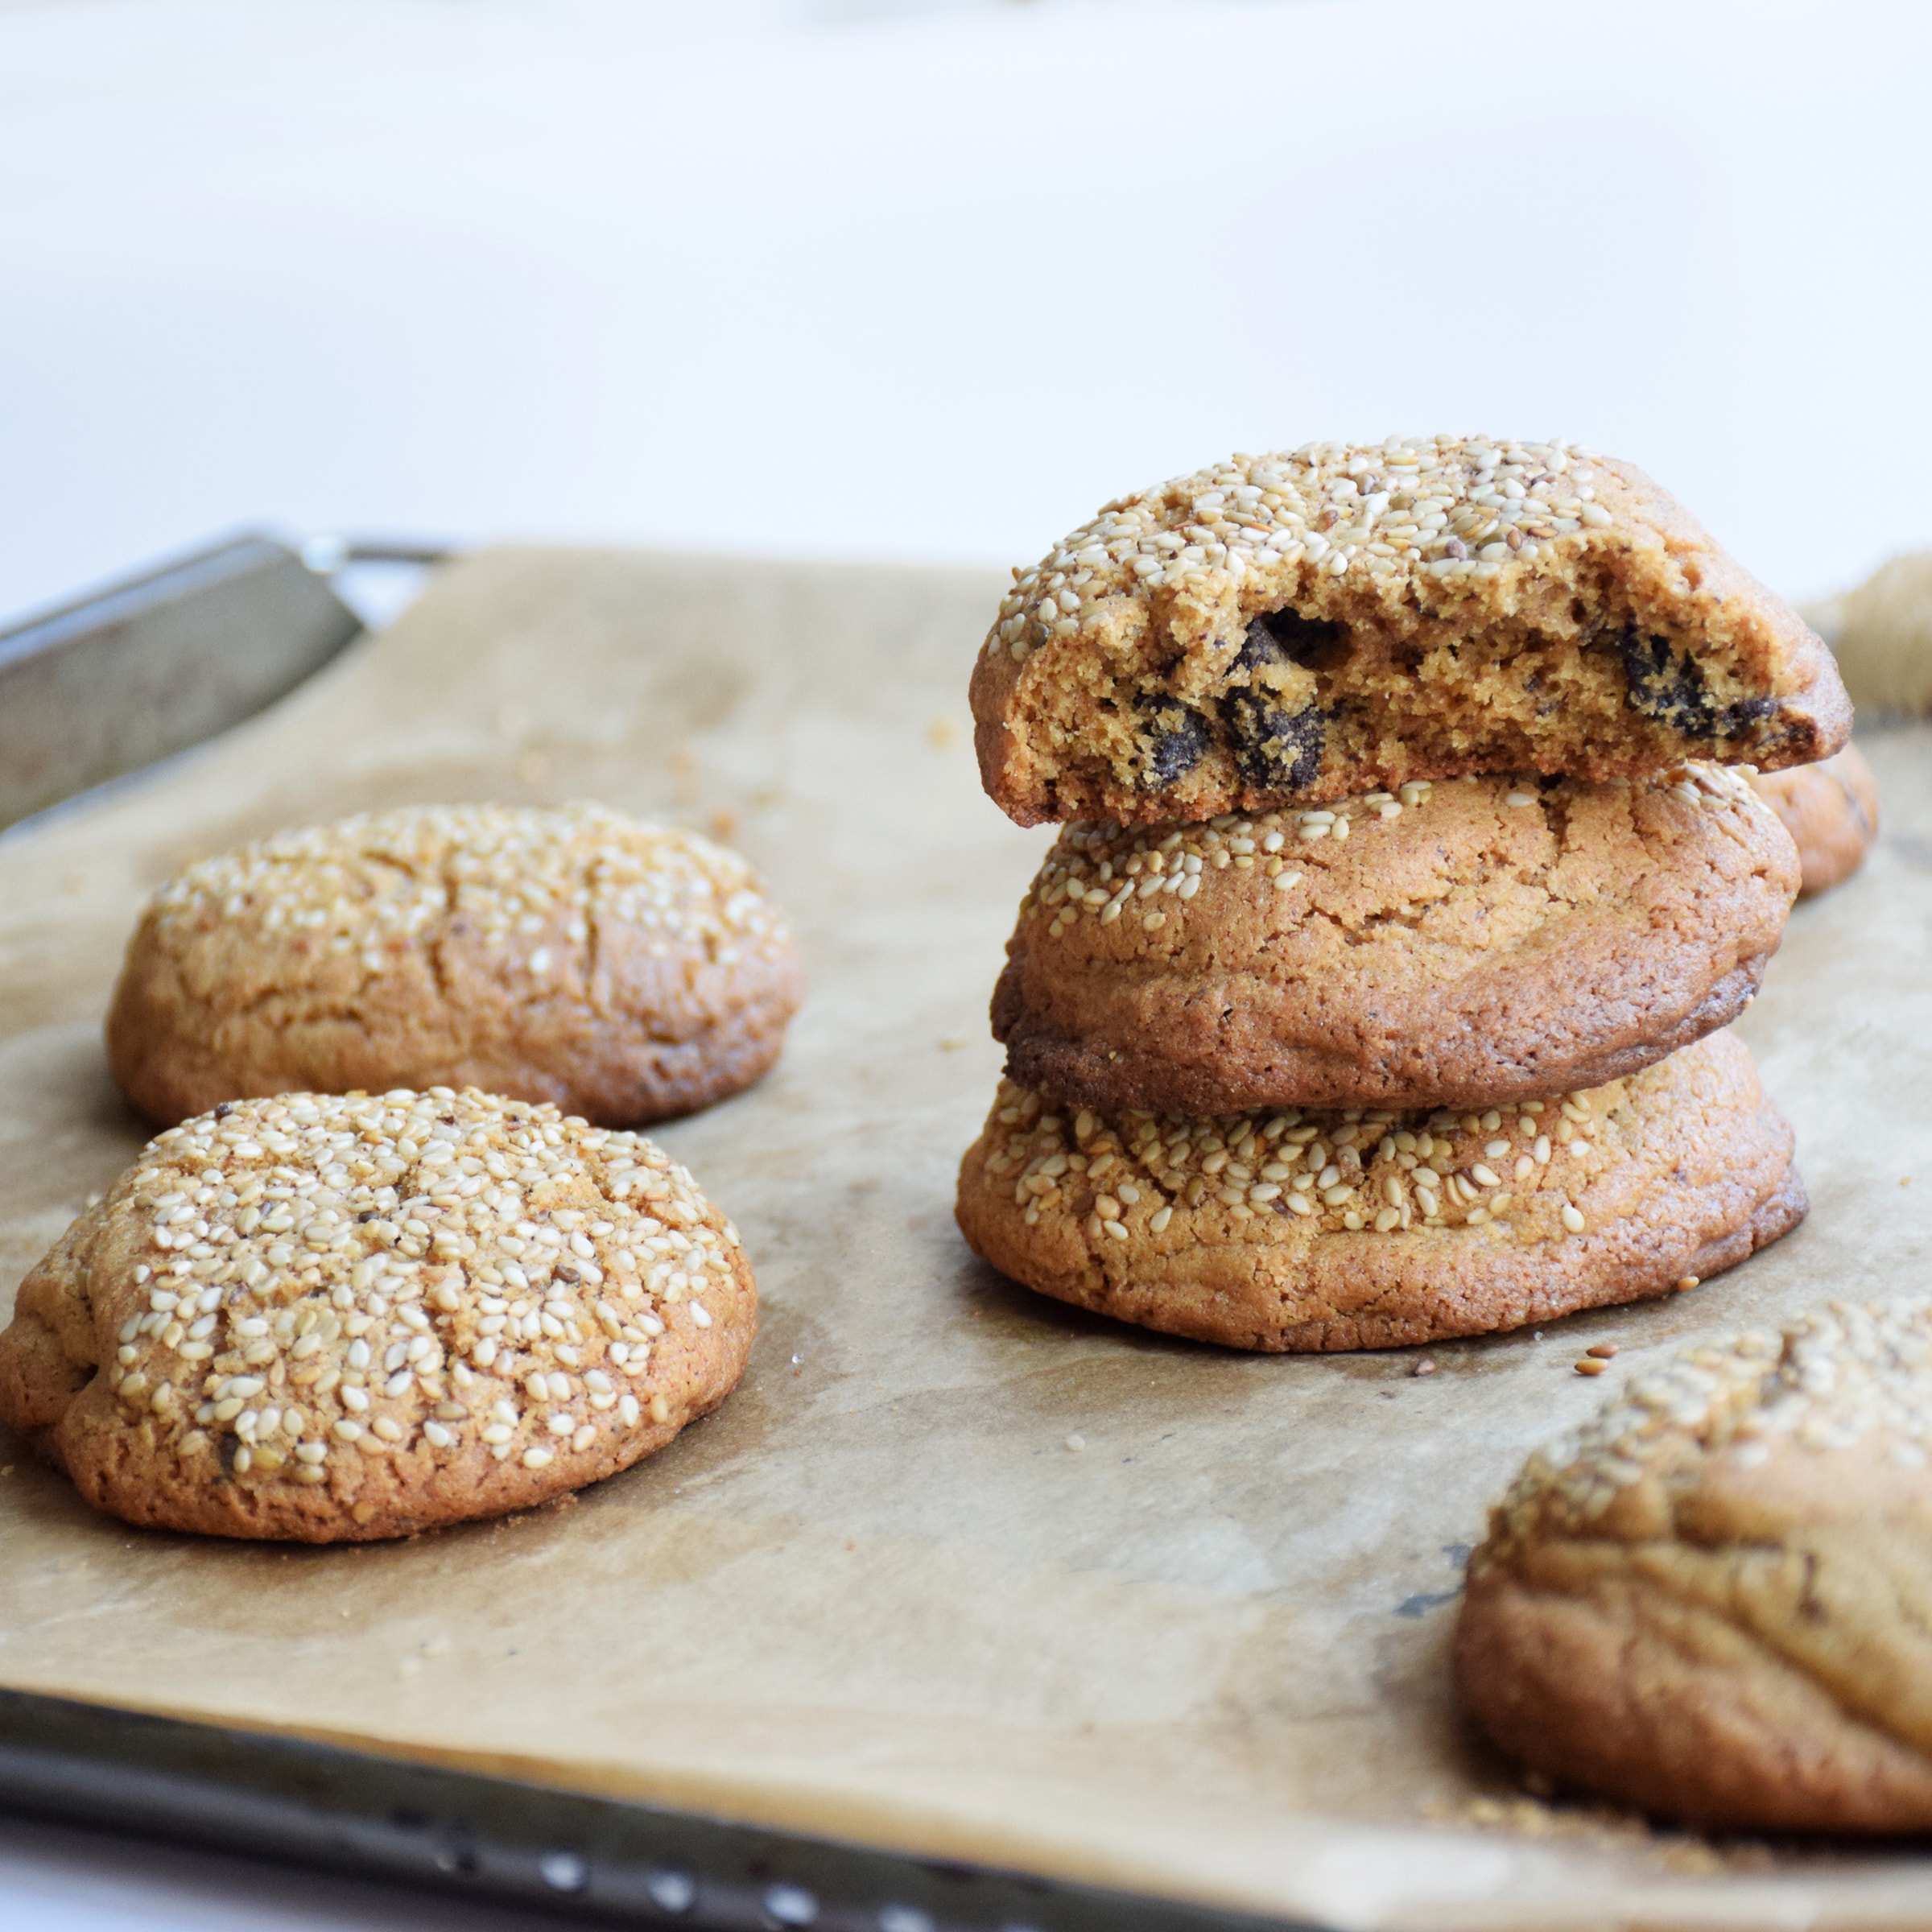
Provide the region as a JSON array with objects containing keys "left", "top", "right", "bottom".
[
  {"left": 1491, "top": 1296, "right": 1932, "bottom": 1536},
  {"left": 142, "top": 802, "right": 789, "bottom": 980},
  {"left": 988, "top": 437, "right": 1604, "bottom": 660},
  {"left": 78, "top": 1085, "right": 743, "bottom": 1500},
  {"left": 1013, "top": 764, "right": 1761, "bottom": 947},
  {"left": 975, "top": 1069, "right": 1637, "bottom": 1245}
]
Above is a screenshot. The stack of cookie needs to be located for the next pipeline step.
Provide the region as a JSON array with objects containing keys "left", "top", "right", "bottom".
[{"left": 956, "top": 436, "right": 1851, "bottom": 1350}]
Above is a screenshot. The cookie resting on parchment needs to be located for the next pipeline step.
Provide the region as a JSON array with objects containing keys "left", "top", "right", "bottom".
[
  {"left": 955, "top": 1030, "right": 1802, "bottom": 1352},
  {"left": 1750, "top": 743, "right": 1880, "bottom": 898},
  {"left": 0, "top": 1087, "right": 754, "bottom": 1541},
  {"left": 1458, "top": 1295, "right": 1932, "bottom": 1831},
  {"left": 106, "top": 803, "right": 802, "bottom": 1129}
]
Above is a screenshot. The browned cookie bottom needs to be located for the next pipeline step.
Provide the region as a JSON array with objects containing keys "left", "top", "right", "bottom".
[{"left": 955, "top": 1030, "right": 1801, "bottom": 1352}]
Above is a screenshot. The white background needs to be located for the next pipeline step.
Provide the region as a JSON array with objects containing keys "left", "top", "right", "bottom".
[
  {"left": 4, "top": 0, "right": 1932, "bottom": 630},
  {"left": 3, "top": 0, "right": 1932, "bottom": 1924}
]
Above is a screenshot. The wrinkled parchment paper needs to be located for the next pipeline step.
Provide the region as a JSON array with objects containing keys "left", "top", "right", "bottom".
[{"left": 2, "top": 550, "right": 1930, "bottom": 1930}]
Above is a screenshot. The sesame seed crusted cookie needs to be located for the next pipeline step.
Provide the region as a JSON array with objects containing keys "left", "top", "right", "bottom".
[
  {"left": 993, "top": 764, "right": 1799, "bottom": 1117},
  {"left": 970, "top": 437, "right": 1850, "bottom": 827},
  {"left": 0, "top": 1087, "right": 755, "bottom": 1542},
  {"left": 1456, "top": 1296, "right": 1932, "bottom": 1831},
  {"left": 1750, "top": 743, "right": 1880, "bottom": 898},
  {"left": 954, "top": 1030, "right": 1802, "bottom": 1353},
  {"left": 105, "top": 803, "right": 802, "bottom": 1129}
]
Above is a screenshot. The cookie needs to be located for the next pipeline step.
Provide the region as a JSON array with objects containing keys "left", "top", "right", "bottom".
[
  {"left": 106, "top": 803, "right": 803, "bottom": 1127},
  {"left": 1456, "top": 1297, "right": 1932, "bottom": 1832},
  {"left": 1750, "top": 743, "right": 1879, "bottom": 898},
  {"left": 954, "top": 1030, "right": 1802, "bottom": 1352},
  {"left": 994, "top": 764, "right": 1798, "bottom": 1117},
  {"left": 0, "top": 1087, "right": 754, "bottom": 1542},
  {"left": 970, "top": 437, "right": 1849, "bottom": 828}
]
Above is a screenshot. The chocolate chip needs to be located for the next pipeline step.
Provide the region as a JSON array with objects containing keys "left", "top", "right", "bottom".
[
  {"left": 1134, "top": 694, "right": 1212, "bottom": 789},
  {"left": 1221, "top": 691, "right": 1327, "bottom": 788},
  {"left": 1245, "top": 608, "right": 1348, "bottom": 671},
  {"left": 1717, "top": 694, "right": 1777, "bottom": 736},
  {"left": 1617, "top": 630, "right": 1716, "bottom": 737},
  {"left": 1216, "top": 612, "right": 1336, "bottom": 788},
  {"left": 213, "top": 1101, "right": 234, "bottom": 1120}
]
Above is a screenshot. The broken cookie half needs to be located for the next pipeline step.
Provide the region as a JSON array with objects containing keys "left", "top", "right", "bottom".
[{"left": 970, "top": 437, "right": 1851, "bottom": 827}]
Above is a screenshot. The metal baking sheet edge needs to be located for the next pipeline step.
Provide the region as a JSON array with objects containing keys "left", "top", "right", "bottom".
[{"left": 0, "top": 1687, "right": 1323, "bottom": 1932}]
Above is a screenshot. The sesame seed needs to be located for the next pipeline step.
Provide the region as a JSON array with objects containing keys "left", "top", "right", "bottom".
[
  {"left": 984, "top": 440, "right": 1640, "bottom": 732},
  {"left": 58, "top": 1084, "right": 747, "bottom": 1504},
  {"left": 1491, "top": 1295, "right": 1932, "bottom": 1539},
  {"left": 976, "top": 1071, "right": 1635, "bottom": 1249},
  {"left": 143, "top": 804, "right": 788, "bottom": 998}
]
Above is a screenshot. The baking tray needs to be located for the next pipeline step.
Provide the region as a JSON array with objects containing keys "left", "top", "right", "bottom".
[
  {"left": 2, "top": 547, "right": 1930, "bottom": 1930},
  {"left": 0, "top": 530, "right": 363, "bottom": 830},
  {"left": 0, "top": 1686, "right": 1295, "bottom": 1930}
]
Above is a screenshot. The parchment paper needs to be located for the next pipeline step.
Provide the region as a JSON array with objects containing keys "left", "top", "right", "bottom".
[{"left": 2, "top": 549, "right": 1930, "bottom": 1931}]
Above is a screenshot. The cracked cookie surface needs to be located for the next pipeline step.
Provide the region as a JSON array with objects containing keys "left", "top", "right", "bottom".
[
  {"left": 0, "top": 1086, "right": 754, "bottom": 1541},
  {"left": 993, "top": 764, "right": 1799, "bottom": 1115},
  {"left": 954, "top": 1030, "right": 1802, "bottom": 1352},
  {"left": 106, "top": 803, "right": 803, "bottom": 1127},
  {"left": 971, "top": 436, "right": 1849, "bottom": 827},
  {"left": 1457, "top": 1295, "right": 1932, "bottom": 1831}
]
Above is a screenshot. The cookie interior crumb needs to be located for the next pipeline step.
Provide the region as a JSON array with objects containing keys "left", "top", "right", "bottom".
[{"left": 972, "top": 437, "right": 1847, "bottom": 825}]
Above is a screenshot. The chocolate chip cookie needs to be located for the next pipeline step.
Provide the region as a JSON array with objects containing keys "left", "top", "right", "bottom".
[
  {"left": 994, "top": 764, "right": 1799, "bottom": 1116},
  {"left": 1750, "top": 743, "right": 1880, "bottom": 897},
  {"left": 0, "top": 1087, "right": 754, "bottom": 1541},
  {"left": 1457, "top": 1295, "right": 1932, "bottom": 1831},
  {"left": 971, "top": 438, "right": 1849, "bottom": 828},
  {"left": 954, "top": 1030, "right": 1802, "bottom": 1352},
  {"left": 107, "top": 803, "right": 803, "bottom": 1127}
]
